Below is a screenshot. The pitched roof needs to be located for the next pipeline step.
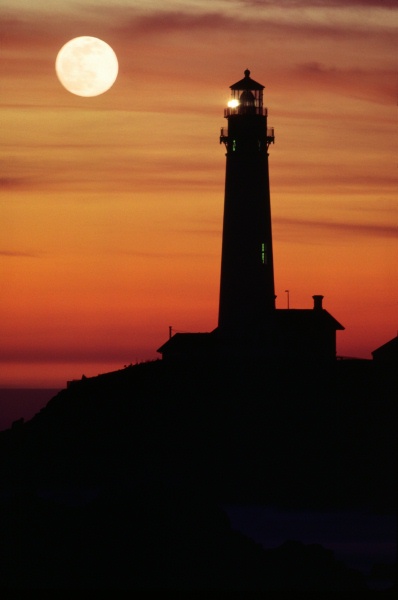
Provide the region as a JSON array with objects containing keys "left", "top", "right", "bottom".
[
  {"left": 274, "top": 308, "right": 345, "bottom": 331},
  {"left": 371, "top": 335, "right": 398, "bottom": 361},
  {"left": 157, "top": 332, "right": 212, "bottom": 354},
  {"left": 157, "top": 309, "right": 344, "bottom": 355},
  {"left": 230, "top": 69, "right": 264, "bottom": 91}
]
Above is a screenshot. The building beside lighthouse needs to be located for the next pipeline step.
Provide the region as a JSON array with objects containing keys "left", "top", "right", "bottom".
[{"left": 157, "top": 70, "right": 344, "bottom": 363}]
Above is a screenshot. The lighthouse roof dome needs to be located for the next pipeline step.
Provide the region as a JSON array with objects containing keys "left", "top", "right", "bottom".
[{"left": 230, "top": 69, "right": 264, "bottom": 91}]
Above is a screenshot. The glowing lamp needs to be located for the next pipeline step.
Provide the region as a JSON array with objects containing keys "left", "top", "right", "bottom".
[{"left": 227, "top": 99, "right": 240, "bottom": 108}]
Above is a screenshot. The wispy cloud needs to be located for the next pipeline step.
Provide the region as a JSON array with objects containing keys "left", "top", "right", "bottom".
[
  {"left": 241, "top": 0, "right": 397, "bottom": 8},
  {"left": 0, "top": 345, "right": 133, "bottom": 363},
  {"left": 0, "top": 176, "right": 31, "bottom": 189},
  {"left": 3, "top": 1, "right": 394, "bottom": 47},
  {"left": 274, "top": 217, "right": 397, "bottom": 240},
  {"left": 111, "top": 8, "right": 393, "bottom": 42},
  {"left": 0, "top": 250, "right": 37, "bottom": 258},
  {"left": 289, "top": 62, "right": 375, "bottom": 100}
]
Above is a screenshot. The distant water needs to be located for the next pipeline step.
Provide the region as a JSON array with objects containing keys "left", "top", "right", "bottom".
[
  {"left": 225, "top": 505, "right": 396, "bottom": 590},
  {"left": 0, "top": 388, "right": 61, "bottom": 431}
]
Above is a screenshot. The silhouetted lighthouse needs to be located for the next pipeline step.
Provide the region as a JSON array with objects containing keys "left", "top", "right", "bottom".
[
  {"left": 218, "top": 69, "right": 275, "bottom": 331},
  {"left": 157, "top": 70, "right": 344, "bottom": 363}
]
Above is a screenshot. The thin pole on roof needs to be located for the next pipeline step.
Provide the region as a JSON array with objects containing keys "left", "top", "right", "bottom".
[{"left": 285, "top": 290, "right": 290, "bottom": 309}]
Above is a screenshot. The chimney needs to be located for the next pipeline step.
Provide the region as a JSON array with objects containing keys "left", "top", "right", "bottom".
[{"left": 312, "top": 295, "right": 324, "bottom": 310}]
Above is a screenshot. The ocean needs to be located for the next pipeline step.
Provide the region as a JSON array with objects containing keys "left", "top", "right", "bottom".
[{"left": 225, "top": 505, "right": 396, "bottom": 590}]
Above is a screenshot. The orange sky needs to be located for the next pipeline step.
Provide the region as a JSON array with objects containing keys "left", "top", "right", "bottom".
[{"left": 1, "top": 0, "right": 397, "bottom": 387}]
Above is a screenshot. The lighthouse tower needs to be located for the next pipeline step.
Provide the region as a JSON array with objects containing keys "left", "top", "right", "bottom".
[
  {"left": 157, "top": 70, "right": 344, "bottom": 364},
  {"left": 218, "top": 69, "right": 275, "bottom": 332}
]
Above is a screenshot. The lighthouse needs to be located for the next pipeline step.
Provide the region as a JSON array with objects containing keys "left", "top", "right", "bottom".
[
  {"left": 218, "top": 69, "right": 275, "bottom": 331},
  {"left": 157, "top": 70, "right": 344, "bottom": 364}
]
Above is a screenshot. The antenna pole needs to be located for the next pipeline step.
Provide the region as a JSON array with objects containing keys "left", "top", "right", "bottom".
[{"left": 285, "top": 290, "right": 290, "bottom": 309}]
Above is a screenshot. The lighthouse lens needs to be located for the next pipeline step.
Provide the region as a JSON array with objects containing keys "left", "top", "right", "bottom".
[{"left": 228, "top": 99, "right": 239, "bottom": 108}]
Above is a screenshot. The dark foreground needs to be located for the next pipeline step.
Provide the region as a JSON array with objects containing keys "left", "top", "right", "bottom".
[{"left": 0, "top": 359, "right": 396, "bottom": 590}]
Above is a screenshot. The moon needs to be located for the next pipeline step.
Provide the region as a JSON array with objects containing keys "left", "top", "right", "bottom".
[{"left": 55, "top": 37, "right": 118, "bottom": 97}]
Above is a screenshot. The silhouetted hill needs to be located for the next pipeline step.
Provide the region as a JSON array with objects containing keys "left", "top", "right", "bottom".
[
  {"left": 1, "top": 359, "right": 395, "bottom": 510},
  {"left": 0, "top": 358, "right": 395, "bottom": 590}
]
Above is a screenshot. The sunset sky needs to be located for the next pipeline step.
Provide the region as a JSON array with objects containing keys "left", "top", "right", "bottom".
[{"left": 1, "top": 0, "right": 397, "bottom": 387}]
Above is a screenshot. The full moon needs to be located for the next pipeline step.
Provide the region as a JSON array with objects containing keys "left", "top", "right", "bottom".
[{"left": 55, "top": 36, "right": 118, "bottom": 97}]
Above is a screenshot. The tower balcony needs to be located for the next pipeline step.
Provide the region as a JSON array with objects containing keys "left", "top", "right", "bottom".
[{"left": 220, "top": 126, "right": 275, "bottom": 146}]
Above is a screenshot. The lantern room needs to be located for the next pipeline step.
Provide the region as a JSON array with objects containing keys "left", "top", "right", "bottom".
[{"left": 225, "top": 68, "right": 266, "bottom": 117}]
